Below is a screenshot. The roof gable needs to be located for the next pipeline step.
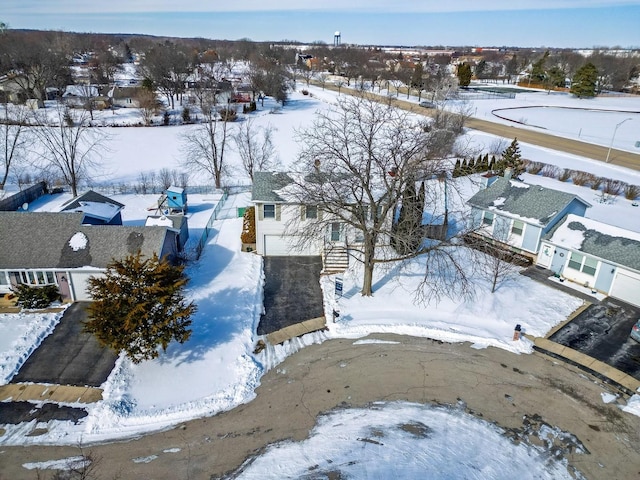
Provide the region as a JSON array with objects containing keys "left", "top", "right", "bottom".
[
  {"left": 252, "top": 172, "right": 294, "bottom": 202},
  {"left": 61, "top": 190, "right": 125, "bottom": 222},
  {"left": 467, "top": 177, "right": 590, "bottom": 226}
]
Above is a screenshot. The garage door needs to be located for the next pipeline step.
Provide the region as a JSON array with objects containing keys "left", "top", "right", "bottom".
[
  {"left": 69, "top": 272, "right": 102, "bottom": 301},
  {"left": 610, "top": 271, "right": 640, "bottom": 307},
  {"left": 264, "top": 235, "right": 315, "bottom": 256}
]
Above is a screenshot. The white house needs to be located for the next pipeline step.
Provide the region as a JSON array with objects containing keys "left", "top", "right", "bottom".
[
  {"left": 466, "top": 176, "right": 591, "bottom": 260},
  {"left": 251, "top": 172, "right": 324, "bottom": 257},
  {"left": 537, "top": 214, "right": 640, "bottom": 307}
]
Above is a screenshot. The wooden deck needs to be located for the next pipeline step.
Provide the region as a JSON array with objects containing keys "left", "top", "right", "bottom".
[{"left": 266, "top": 316, "right": 327, "bottom": 345}]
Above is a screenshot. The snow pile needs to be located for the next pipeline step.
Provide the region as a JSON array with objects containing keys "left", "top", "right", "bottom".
[
  {"left": 68, "top": 232, "right": 88, "bottom": 251},
  {"left": 235, "top": 402, "right": 580, "bottom": 479}
]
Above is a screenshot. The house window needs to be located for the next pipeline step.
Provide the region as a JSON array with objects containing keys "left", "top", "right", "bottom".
[
  {"left": 331, "top": 223, "right": 341, "bottom": 242},
  {"left": 482, "top": 211, "right": 494, "bottom": 226},
  {"left": 16, "top": 270, "right": 57, "bottom": 286},
  {"left": 263, "top": 204, "right": 275, "bottom": 219},
  {"left": 305, "top": 205, "right": 318, "bottom": 219},
  {"left": 511, "top": 220, "right": 524, "bottom": 236},
  {"left": 0, "top": 272, "right": 8, "bottom": 286},
  {"left": 582, "top": 257, "right": 598, "bottom": 276},
  {"left": 567, "top": 252, "right": 583, "bottom": 271},
  {"left": 567, "top": 253, "right": 597, "bottom": 276}
]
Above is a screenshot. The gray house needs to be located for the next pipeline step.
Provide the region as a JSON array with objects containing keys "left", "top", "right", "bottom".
[
  {"left": 466, "top": 176, "right": 591, "bottom": 259},
  {"left": 537, "top": 214, "right": 640, "bottom": 307},
  {"left": 0, "top": 212, "right": 181, "bottom": 302}
]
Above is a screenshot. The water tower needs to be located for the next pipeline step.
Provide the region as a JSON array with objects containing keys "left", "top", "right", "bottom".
[{"left": 334, "top": 31, "right": 341, "bottom": 47}]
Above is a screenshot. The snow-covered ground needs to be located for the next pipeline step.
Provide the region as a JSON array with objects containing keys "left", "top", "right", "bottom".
[{"left": 1, "top": 84, "right": 639, "bottom": 476}]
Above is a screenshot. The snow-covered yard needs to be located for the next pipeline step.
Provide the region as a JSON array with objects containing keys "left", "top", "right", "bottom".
[{"left": 1, "top": 84, "right": 640, "bottom": 476}]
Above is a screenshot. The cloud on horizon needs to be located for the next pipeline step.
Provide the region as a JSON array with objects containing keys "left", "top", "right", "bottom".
[{"left": 5, "top": 0, "right": 639, "bottom": 14}]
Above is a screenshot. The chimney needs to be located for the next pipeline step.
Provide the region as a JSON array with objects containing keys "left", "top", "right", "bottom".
[{"left": 504, "top": 167, "right": 513, "bottom": 180}]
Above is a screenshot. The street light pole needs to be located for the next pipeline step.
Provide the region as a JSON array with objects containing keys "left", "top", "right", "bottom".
[{"left": 605, "top": 117, "right": 632, "bottom": 163}]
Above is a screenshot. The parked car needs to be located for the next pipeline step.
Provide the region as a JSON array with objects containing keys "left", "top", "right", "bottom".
[
  {"left": 419, "top": 100, "right": 436, "bottom": 108},
  {"left": 631, "top": 319, "right": 640, "bottom": 342}
]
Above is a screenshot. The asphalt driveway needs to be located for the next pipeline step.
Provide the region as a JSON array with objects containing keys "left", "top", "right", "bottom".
[
  {"left": 549, "top": 299, "right": 640, "bottom": 380},
  {"left": 12, "top": 302, "right": 118, "bottom": 387},
  {"left": 257, "top": 256, "right": 324, "bottom": 335}
]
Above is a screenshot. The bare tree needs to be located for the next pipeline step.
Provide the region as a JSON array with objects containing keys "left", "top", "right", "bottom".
[
  {"left": 469, "top": 237, "right": 522, "bottom": 293},
  {"left": 136, "top": 88, "right": 161, "bottom": 125},
  {"left": 0, "top": 103, "right": 30, "bottom": 189},
  {"left": 287, "top": 93, "right": 474, "bottom": 302},
  {"left": 180, "top": 98, "right": 233, "bottom": 189},
  {"left": 233, "top": 118, "right": 277, "bottom": 181},
  {"left": 32, "top": 105, "right": 109, "bottom": 197}
]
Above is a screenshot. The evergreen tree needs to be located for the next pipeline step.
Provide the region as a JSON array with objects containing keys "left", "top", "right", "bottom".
[
  {"left": 501, "top": 138, "right": 525, "bottom": 178},
  {"left": 85, "top": 252, "right": 196, "bottom": 364},
  {"left": 452, "top": 158, "right": 462, "bottom": 177},
  {"left": 457, "top": 63, "right": 472, "bottom": 87},
  {"left": 530, "top": 51, "right": 549, "bottom": 83},
  {"left": 570, "top": 62, "right": 598, "bottom": 98},
  {"left": 392, "top": 176, "right": 423, "bottom": 254},
  {"left": 488, "top": 155, "right": 496, "bottom": 172}
]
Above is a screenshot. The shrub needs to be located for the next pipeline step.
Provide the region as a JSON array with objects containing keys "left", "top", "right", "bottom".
[
  {"left": 602, "top": 178, "right": 624, "bottom": 195},
  {"left": 219, "top": 107, "right": 237, "bottom": 122},
  {"left": 241, "top": 206, "right": 256, "bottom": 244},
  {"left": 624, "top": 184, "right": 640, "bottom": 200},
  {"left": 570, "top": 170, "right": 593, "bottom": 186},
  {"left": 524, "top": 160, "right": 544, "bottom": 174},
  {"left": 14, "top": 284, "right": 60, "bottom": 309},
  {"left": 182, "top": 107, "right": 191, "bottom": 123},
  {"left": 558, "top": 168, "right": 572, "bottom": 182},
  {"left": 590, "top": 176, "right": 604, "bottom": 190},
  {"left": 301, "top": 89, "right": 309, "bottom": 95},
  {"left": 541, "top": 164, "right": 560, "bottom": 178},
  {"left": 163, "top": 111, "right": 170, "bottom": 125}
]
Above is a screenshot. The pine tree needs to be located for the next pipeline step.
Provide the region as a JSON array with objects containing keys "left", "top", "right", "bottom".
[
  {"left": 570, "top": 62, "right": 598, "bottom": 98},
  {"left": 453, "top": 158, "right": 462, "bottom": 178},
  {"left": 85, "top": 252, "right": 196, "bottom": 364},
  {"left": 457, "top": 63, "right": 472, "bottom": 87},
  {"left": 501, "top": 138, "right": 525, "bottom": 178}
]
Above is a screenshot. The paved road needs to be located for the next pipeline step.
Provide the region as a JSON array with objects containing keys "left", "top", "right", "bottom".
[
  {"left": 317, "top": 82, "right": 640, "bottom": 172},
  {"left": 11, "top": 302, "right": 118, "bottom": 387},
  {"left": 258, "top": 256, "right": 324, "bottom": 335},
  {"left": 1, "top": 336, "right": 639, "bottom": 479}
]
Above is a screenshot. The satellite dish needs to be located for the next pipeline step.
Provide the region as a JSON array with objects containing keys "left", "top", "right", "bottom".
[{"left": 21, "top": 202, "right": 28, "bottom": 211}]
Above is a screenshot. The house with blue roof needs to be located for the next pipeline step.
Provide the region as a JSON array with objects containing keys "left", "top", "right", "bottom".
[
  {"left": 537, "top": 214, "right": 640, "bottom": 307},
  {"left": 466, "top": 176, "right": 591, "bottom": 261}
]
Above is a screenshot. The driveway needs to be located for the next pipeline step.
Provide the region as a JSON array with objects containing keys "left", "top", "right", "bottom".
[
  {"left": 11, "top": 302, "right": 118, "bottom": 387},
  {"left": 549, "top": 299, "right": 640, "bottom": 380},
  {"left": 257, "top": 256, "right": 324, "bottom": 335}
]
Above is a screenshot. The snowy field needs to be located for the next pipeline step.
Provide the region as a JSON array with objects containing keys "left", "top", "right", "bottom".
[{"left": 1, "top": 83, "right": 640, "bottom": 477}]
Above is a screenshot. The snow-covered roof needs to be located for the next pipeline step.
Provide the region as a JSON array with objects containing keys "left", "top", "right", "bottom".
[
  {"left": 467, "top": 177, "right": 591, "bottom": 227},
  {"left": 545, "top": 214, "right": 640, "bottom": 272},
  {"left": 60, "top": 190, "right": 124, "bottom": 222},
  {"left": 63, "top": 85, "right": 99, "bottom": 98}
]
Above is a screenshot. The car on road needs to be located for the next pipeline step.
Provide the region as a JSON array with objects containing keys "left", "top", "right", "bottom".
[
  {"left": 631, "top": 319, "right": 640, "bottom": 342},
  {"left": 419, "top": 100, "right": 436, "bottom": 108}
]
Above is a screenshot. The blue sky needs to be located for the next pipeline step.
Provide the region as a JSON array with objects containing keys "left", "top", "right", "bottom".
[{"left": 4, "top": 1, "right": 639, "bottom": 48}]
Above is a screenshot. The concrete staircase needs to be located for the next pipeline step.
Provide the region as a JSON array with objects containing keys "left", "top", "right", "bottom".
[{"left": 323, "top": 245, "right": 349, "bottom": 273}]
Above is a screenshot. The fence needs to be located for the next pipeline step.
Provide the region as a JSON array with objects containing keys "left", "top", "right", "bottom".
[
  {"left": 0, "top": 181, "right": 47, "bottom": 211},
  {"left": 458, "top": 88, "right": 516, "bottom": 100},
  {"left": 195, "top": 188, "right": 229, "bottom": 259}
]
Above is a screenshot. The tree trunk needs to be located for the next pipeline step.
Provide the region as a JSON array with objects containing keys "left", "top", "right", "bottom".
[{"left": 360, "top": 236, "right": 377, "bottom": 296}]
